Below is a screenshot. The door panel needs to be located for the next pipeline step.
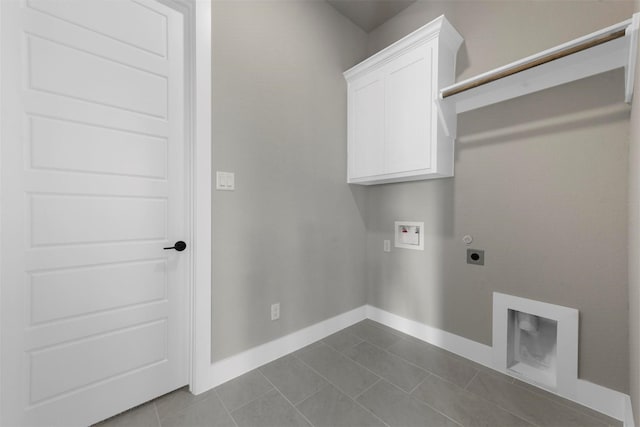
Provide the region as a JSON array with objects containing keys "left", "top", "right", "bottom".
[
  {"left": 29, "top": 320, "right": 167, "bottom": 403},
  {"left": 349, "top": 73, "right": 385, "bottom": 180},
  {"left": 1, "top": 1, "right": 188, "bottom": 425},
  {"left": 30, "top": 116, "right": 168, "bottom": 179},
  {"left": 30, "top": 259, "right": 167, "bottom": 324},
  {"left": 28, "top": 35, "right": 168, "bottom": 118},
  {"left": 385, "top": 44, "right": 433, "bottom": 174},
  {"left": 26, "top": 0, "right": 168, "bottom": 57},
  {"left": 29, "top": 195, "right": 168, "bottom": 246}
]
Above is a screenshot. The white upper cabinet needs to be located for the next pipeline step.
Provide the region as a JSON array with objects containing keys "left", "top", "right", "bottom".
[{"left": 344, "top": 16, "right": 463, "bottom": 185}]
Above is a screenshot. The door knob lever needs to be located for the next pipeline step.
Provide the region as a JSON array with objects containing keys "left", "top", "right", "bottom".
[{"left": 164, "top": 241, "right": 187, "bottom": 251}]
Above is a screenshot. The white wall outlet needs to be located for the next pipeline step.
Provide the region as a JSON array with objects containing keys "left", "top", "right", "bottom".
[
  {"left": 394, "top": 221, "right": 425, "bottom": 250},
  {"left": 270, "top": 303, "right": 280, "bottom": 320},
  {"left": 383, "top": 240, "right": 391, "bottom": 252},
  {"left": 216, "top": 171, "right": 235, "bottom": 191}
]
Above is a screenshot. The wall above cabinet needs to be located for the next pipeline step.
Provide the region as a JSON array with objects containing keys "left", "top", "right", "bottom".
[{"left": 344, "top": 16, "right": 463, "bottom": 185}]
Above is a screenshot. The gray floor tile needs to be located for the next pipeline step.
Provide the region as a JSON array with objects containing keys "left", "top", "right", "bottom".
[
  {"left": 94, "top": 402, "right": 159, "bottom": 427},
  {"left": 154, "top": 388, "right": 205, "bottom": 421},
  {"left": 260, "top": 355, "right": 328, "bottom": 404},
  {"left": 466, "top": 372, "right": 607, "bottom": 426},
  {"left": 463, "top": 360, "right": 516, "bottom": 383},
  {"left": 387, "top": 338, "right": 478, "bottom": 388},
  {"left": 216, "top": 370, "right": 274, "bottom": 412},
  {"left": 346, "top": 322, "right": 401, "bottom": 349},
  {"left": 231, "top": 389, "right": 310, "bottom": 427},
  {"left": 362, "top": 320, "right": 418, "bottom": 342},
  {"left": 357, "top": 380, "right": 460, "bottom": 427},
  {"left": 512, "top": 379, "right": 622, "bottom": 427},
  {"left": 344, "top": 341, "right": 427, "bottom": 392},
  {"left": 296, "top": 342, "right": 379, "bottom": 398},
  {"left": 161, "top": 393, "right": 236, "bottom": 427},
  {"left": 296, "top": 384, "right": 386, "bottom": 427},
  {"left": 322, "top": 329, "right": 363, "bottom": 353},
  {"left": 291, "top": 341, "right": 324, "bottom": 358},
  {"left": 412, "top": 374, "right": 533, "bottom": 427}
]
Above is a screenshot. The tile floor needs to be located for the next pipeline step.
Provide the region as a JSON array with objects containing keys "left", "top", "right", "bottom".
[{"left": 96, "top": 320, "right": 622, "bottom": 427}]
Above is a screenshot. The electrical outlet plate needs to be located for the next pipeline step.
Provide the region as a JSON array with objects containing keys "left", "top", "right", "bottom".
[
  {"left": 394, "top": 221, "right": 424, "bottom": 250},
  {"left": 467, "top": 249, "right": 485, "bottom": 265},
  {"left": 270, "top": 303, "right": 280, "bottom": 320}
]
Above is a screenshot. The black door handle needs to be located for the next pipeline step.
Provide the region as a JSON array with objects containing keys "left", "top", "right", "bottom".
[{"left": 164, "top": 241, "right": 187, "bottom": 252}]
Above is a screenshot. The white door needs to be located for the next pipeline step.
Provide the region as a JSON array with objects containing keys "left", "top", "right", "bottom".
[{"left": 0, "top": 1, "right": 189, "bottom": 425}]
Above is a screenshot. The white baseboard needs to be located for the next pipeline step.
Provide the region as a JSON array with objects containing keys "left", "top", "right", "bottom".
[
  {"left": 194, "top": 306, "right": 367, "bottom": 392},
  {"left": 625, "top": 395, "right": 636, "bottom": 427},
  {"left": 192, "top": 303, "right": 631, "bottom": 423}
]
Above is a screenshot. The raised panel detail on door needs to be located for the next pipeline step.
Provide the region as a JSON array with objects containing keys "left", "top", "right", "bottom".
[
  {"left": 26, "top": 0, "right": 168, "bottom": 57},
  {"left": 27, "top": 35, "right": 168, "bottom": 118},
  {"left": 29, "top": 116, "right": 168, "bottom": 178},
  {"left": 29, "top": 320, "right": 168, "bottom": 403},
  {"left": 29, "top": 260, "right": 167, "bottom": 325},
  {"left": 349, "top": 75, "right": 384, "bottom": 180},
  {"left": 29, "top": 195, "right": 167, "bottom": 247},
  {"left": 385, "top": 45, "right": 433, "bottom": 174}
]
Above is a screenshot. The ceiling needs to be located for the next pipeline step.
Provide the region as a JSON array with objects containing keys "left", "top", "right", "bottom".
[{"left": 326, "top": 0, "right": 417, "bottom": 33}]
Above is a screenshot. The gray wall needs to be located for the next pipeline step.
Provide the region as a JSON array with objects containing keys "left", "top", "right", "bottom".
[
  {"left": 629, "top": 2, "right": 640, "bottom": 422},
  {"left": 211, "top": 0, "right": 368, "bottom": 361},
  {"left": 364, "top": 1, "right": 632, "bottom": 393}
]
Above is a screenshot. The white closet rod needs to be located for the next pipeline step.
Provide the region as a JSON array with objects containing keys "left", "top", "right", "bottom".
[
  {"left": 441, "top": 17, "right": 634, "bottom": 100},
  {"left": 442, "top": 29, "right": 626, "bottom": 98}
]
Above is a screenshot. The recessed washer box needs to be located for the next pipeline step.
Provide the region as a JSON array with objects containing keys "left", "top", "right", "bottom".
[
  {"left": 395, "top": 221, "right": 424, "bottom": 250},
  {"left": 493, "top": 292, "right": 578, "bottom": 396}
]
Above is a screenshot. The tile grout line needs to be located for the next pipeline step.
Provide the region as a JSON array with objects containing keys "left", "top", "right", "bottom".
[
  {"left": 214, "top": 389, "right": 239, "bottom": 427},
  {"left": 345, "top": 335, "right": 436, "bottom": 392},
  {"left": 292, "top": 352, "right": 390, "bottom": 427},
  {"left": 257, "top": 370, "right": 316, "bottom": 427},
  {"left": 460, "top": 374, "right": 543, "bottom": 427},
  {"left": 350, "top": 392, "right": 392, "bottom": 427},
  {"left": 352, "top": 378, "right": 382, "bottom": 401},
  {"left": 294, "top": 382, "right": 332, "bottom": 408},
  {"left": 407, "top": 372, "right": 431, "bottom": 395},
  {"left": 293, "top": 344, "right": 384, "bottom": 393},
  {"left": 383, "top": 377, "right": 464, "bottom": 427},
  {"left": 347, "top": 324, "right": 452, "bottom": 379},
  {"left": 468, "top": 371, "right": 609, "bottom": 427},
  {"left": 509, "top": 380, "right": 612, "bottom": 427},
  {"left": 321, "top": 334, "right": 363, "bottom": 354},
  {"left": 223, "top": 382, "right": 275, "bottom": 415},
  {"left": 463, "top": 370, "right": 479, "bottom": 390},
  {"left": 152, "top": 402, "right": 162, "bottom": 427}
]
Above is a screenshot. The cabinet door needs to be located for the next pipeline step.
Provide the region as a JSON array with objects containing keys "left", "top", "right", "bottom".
[
  {"left": 384, "top": 43, "right": 434, "bottom": 175},
  {"left": 348, "top": 72, "right": 385, "bottom": 180}
]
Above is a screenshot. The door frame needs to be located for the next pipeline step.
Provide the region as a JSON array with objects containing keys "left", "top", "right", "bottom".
[
  {"left": 0, "top": 0, "right": 214, "bottom": 415},
  {"left": 182, "top": 0, "right": 214, "bottom": 395},
  {"left": 157, "top": 0, "right": 214, "bottom": 394}
]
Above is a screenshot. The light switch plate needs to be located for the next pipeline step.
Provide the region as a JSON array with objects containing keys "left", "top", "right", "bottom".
[{"left": 216, "top": 171, "right": 235, "bottom": 191}]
